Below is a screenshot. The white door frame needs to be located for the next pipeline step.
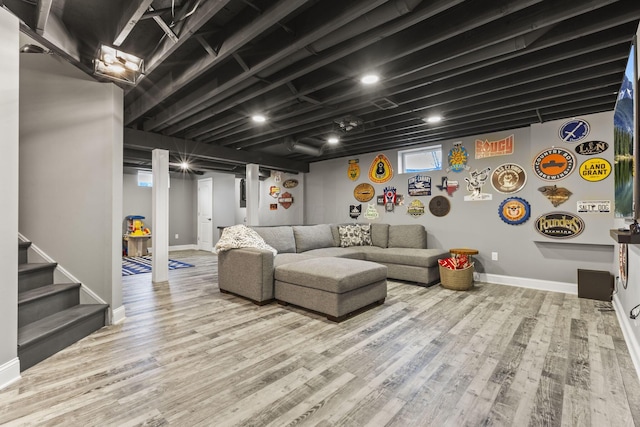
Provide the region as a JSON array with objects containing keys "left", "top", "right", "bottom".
[{"left": 197, "top": 178, "right": 213, "bottom": 252}]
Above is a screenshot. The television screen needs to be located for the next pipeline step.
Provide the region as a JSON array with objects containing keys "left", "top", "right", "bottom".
[{"left": 614, "top": 40, "right": 637, "bottom": 219}]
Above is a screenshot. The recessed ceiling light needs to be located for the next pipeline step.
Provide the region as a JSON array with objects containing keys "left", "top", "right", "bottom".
[
  {"left": 361, "top": 74, "right": 380, "bottom": 85},
  {"left": 426, "top": 115, "right": 442, "bottom": 123},
  {"left": 252, "top": 114, "right": 267, "bottom": 123},
  {"left": 180, "top": 162, "right": 189, "bottom": 169},
  {"left": 327, "top": 136, "right": 340, "bottom": 144}
]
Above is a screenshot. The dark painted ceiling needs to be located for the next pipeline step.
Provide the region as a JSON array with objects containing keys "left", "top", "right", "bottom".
[{"left": 6, "top": 0, "right": 640, "bottom": 174}]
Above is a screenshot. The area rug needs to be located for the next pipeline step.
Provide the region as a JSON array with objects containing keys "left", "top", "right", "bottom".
[{"left": 122, "top": 256, "right": 195, "bottom": 276}]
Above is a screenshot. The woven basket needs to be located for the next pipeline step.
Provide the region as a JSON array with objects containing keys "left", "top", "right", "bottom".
[{"left": 439, "top": 263, "right": 474, "bottom": 291}]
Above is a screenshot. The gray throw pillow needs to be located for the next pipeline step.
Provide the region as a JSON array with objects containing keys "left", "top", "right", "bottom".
[{"left": 292, "top": 224, "right": 335, "bottom": 252}]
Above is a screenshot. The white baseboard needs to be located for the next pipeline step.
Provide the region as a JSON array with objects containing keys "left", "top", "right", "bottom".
[
  {"left": 0, "top": 358, "right": 21, "bottom": 391},
  {"left": 478, "top": 273, "right": 577, "bottom": 295},
  {"left": 613, "top": 295, "right": 640, "bottom": 381},
  {"left": 111, "top": 305, "right": 126, "bottom": 325},
  {"left": 148, "top": 244, "right": 198, "bottom": 253}
]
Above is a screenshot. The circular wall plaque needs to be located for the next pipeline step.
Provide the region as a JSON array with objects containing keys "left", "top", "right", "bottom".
[
  {"left": 354, "top": 183, "right": 375, "bottom": 202},
  {"left": 558, "top": 119, "right": 590, "bottom": 142},
  {"left": 429, "top": 196, "right": 450, "bottom": 217},
  {"left": 532, "top": 147, "right": 576, "bottom": 181},
  {"left": 491, "top": 163, "right": 527, "bottom": 194},
  {"left": 498, "top": 197, "right": 531, "bottom": 225},
  {"left": 579, "top": 158, "right": 611, "bottom": 182}
]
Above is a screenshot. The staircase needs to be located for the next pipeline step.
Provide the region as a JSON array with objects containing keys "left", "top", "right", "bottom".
[{"left": 18, "top": 241, "right": 109, "bottom": 371}]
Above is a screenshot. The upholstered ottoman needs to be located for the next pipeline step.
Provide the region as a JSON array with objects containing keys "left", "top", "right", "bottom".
[{"left": 274, "top": 257, "right": 387, "bottom": 322}]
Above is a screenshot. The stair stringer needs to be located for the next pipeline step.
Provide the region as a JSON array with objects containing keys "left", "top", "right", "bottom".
[{"left": 18, "top": 233, "right": 112, "bottom": 324}]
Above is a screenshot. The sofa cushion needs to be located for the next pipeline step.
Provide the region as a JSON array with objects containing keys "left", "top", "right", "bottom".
[
  {"left": 274, "top": 253, "right": 315, "bottom": 267},
  {"left": 302, "top": 247, "right": 367, "bottom": 259},
  {"left": 338, "top": 224, "right": 372, "bottom": 247},
  {"left": 274, "top": 257, "right": 387, "bottom": 294},
  {"left": 292, "top": 224, "right": 335, "bottom": 253},
  {"left": 365, "top": 248, "right": 448, "bottom": 268},
  {"left": 371, "top": 223, "right": 389, "bottom": 248},
  {"left": 252, "top": 226, "right": 296, "bottom": 254},
  {"left": 388, "top": 224, "right": 427, "bottom": 249}
]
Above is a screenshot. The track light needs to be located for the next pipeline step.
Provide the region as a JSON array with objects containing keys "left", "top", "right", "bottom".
[{"left": 94, "top": 45, "right": 144, "bottom": 85}]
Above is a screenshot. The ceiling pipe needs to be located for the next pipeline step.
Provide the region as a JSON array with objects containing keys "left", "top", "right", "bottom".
[
  {"left": 284, "top": 138, "right": 325, "bottom": 156},
  {"left": 146, "top": 0, "right": 428, "bottom": 133}
]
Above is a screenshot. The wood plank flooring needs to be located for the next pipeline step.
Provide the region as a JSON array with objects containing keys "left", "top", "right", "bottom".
[{"left": 1, "top": 250, "right": 639, "bottom": 426}]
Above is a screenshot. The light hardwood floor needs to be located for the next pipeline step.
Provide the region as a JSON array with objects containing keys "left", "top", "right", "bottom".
[{"left": 1, "top": 250, "right": 639, "bottom": 426}]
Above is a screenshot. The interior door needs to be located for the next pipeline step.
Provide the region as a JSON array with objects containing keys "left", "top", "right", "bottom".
[{"left": 197, "top": 178, "right": 213, "bottom": 252}]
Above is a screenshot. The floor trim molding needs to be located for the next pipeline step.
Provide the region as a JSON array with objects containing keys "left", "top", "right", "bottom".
[
  {"left": 613, "top": 294, "right": 640, "bottom": 381},
  {"left": 111, "top": 305, "right": 126, "bottom": 325},
  {"left": 478, "top": 273, "right": 577, "bottom": 295},
  {"left": 0, "top": 358, "right": 20, "bottom": 391}
]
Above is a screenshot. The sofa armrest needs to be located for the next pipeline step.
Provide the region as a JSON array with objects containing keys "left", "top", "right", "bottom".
[{"left": 218, "top": 248, "right": 275, "bottom": 302}]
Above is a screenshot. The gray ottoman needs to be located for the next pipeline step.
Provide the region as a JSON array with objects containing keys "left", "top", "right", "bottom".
[{"left": 274, "top": 257, "right": 387, "bottom": 322}]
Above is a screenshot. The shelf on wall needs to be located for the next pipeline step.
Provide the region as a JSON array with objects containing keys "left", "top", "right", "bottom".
[{"left": 610, "top": 229, "right": 640, "bottom": 244}]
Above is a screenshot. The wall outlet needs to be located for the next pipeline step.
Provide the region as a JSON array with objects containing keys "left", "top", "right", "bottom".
[
  {"left": 491, "top": 252, "right": 498, "bottom": 261},
  {"left": 175, "top": 234, "right": 179, "bottom": 239}
]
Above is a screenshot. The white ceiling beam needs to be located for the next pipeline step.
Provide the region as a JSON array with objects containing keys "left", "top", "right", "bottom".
[
  {"left": 35, "top": 0, "right": 53, "bottom": 35},
  {"left": 113, "top": 0, "right": 154, "bottom": 47}
]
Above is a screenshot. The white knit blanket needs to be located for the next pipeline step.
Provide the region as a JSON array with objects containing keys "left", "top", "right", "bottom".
[{"left": 214, "top": 224, "right": 277, "bottom": 255}]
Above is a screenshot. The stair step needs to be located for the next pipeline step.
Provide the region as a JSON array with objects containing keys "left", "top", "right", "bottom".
[
  {"left": 19, "top": 283, "right": 81, "bottom": 328},
  {"left": 18, "top": 263, "right": 57, "bottom": 292},
  {"left": 18, "top": 304, "right": 108, "bottom": 371},
  {"left": 18, "top": 241, "right": 31, "bottom": 264}
]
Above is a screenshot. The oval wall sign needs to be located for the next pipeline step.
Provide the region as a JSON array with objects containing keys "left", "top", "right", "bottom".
[
  {"left": 579, "top": 158, "right": 611, "bottom": 182},
  {"left": 368, "top": 154, "right": 393, "bottom": 183},
  {"left": 498, "top": 197, "right": 531, "bottom": 225},
  {"left": 532, "top": 147, "right": 576, "bottom": 181},
  {"left": 534, "top": 212, "right": 585, "bottom": 239},
  {"left": 354, "top": 183, "right": 375, "bottom": 202},
  {"left": 558, "top": 119, "right": 590, "bottom": 142},
  {"left": 575, "top": 141, "right": 609, "bottom": 156},
  {"left": 282, "top": 179, "right": 299, "bottom": 188},
  {"left": 491, "top": 163, "right": 527, "bottom": 194}
]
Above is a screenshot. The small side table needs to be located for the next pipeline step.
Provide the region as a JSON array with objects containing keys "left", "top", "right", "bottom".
[{"left": 449, "top": 248, "right": 479, "bottom": 258}]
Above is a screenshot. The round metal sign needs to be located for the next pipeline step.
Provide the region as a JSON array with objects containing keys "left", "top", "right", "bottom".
[
  {"left": 498, "top": 197, "right": 531, "bottom": 225},
  {"left": 579, "top": 158, "right": 611, "bottom": 182},
  {"left": 532, "top": 147, "right": 576, "bottom": 181},
  {"left": 491, "top": 163, "right": 527, "bottom": 194},
  {"left": 429, "top": 195, "right": 451, "bottom": 217},
  {"left": 558, "top": 119, "right": 590, "bottom": 142},
  {"left": 353, "top": 183, "right": 375, "bottom": 202}
]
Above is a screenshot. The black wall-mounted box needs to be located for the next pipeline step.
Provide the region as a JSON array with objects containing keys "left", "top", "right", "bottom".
[{"left": 577, "top": 269, "right": 614, "bottom": 301}]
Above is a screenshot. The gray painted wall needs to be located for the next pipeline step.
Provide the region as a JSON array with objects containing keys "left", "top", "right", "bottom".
[
  {"left": 258, "top": 173, "right": 304, "bottom": 226},
  {"left": 0, "top": 8, "right": 19, "bottom": 379},
  {"left": 19, "top": 54, "right": 123, "bottom": 314},
  {"left": 123, "top": 171, "right": 197, "bottom": 247},
  {"left": 305, "top": 111, "right": 615, "bottom": 285}
]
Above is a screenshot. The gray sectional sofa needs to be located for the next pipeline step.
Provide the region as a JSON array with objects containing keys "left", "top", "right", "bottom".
[{"left": 217, "top": 223, "right": 449, "bottom": 321}]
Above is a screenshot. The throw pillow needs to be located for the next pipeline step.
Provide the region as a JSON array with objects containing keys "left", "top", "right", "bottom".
[
  {"left": 338, "top": 224, "right": 372, "bottom": 247},
  {"left": 214, "top": 224, "right": 277, "bottom": 255}
]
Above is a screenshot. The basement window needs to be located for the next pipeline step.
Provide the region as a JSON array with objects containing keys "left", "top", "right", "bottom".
[
  {"left": 398, "top": 145, "right": 442, "bottom": 173},
  {"left": 137, "top": 171, "right": 153, "bottom": 187}
]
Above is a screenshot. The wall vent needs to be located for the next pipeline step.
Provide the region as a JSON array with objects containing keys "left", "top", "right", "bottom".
[{"left": 371, "top": 98, "right": 399, "bottom": 110}]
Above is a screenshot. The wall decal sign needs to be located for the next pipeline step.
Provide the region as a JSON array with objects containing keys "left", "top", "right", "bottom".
[
  {"left": 475, "top": 134, "right": 514, "bottom": 159},
  {"left": 534, "top": 212, "right": 585, "bottom": 239},
  {"left": 278, "top": 192, "right": 294, "bottom": 209},
  {"left": 559, "top": 118, "right": 590, "bottom": 142},
  {"left": 575, "top": 141, "right": 608, "bottom": 156},
  {"left": 464, "top": 167, "right": 492, "bottom": 201},
  {"left": 447, "top": 142, "right": 470, "bottom": 173},
  {"left": 429, "top": 196, "right": 450, "bottom": 217},
  {"left": 354, "top": 183, "right": 375, "bottom": 202},
  {"left": 408, "top": 175, "right": 431, "bottom": 196},
  {"left": 348, "top": 159, "right": 360, "bottom": 181},
  {"left": 270, "top": 204, "right": 278, "bottom": 211},
  {"left": 376, "top": 195, "right": 385, "bottom": 206},
  {"left": 538, "top": 185, "right": 572, "bottom": 207},
  {"left": 369, "top": 154, "right": 393, "bottom": 183},
  {"left": 532, "top": 147, "right": 576, "bottom": 181},
  {"left": 269, "top": 186, "right": 281, "bottom": 198},
  {"left": 577, "top": 200, "right": 611, "bottom": 213},
  {"left": 282, "top": 179, "right": 299, "bottom": 188},
  {"left": 364, "top": 203, "right": 379, "bottom": 220},
  {"left": 349, "top": 204, "right": 362, "bottom": 219},
  {"left": 436, "top": 176, "right": 459, "bottom": 196},
  {"left": 384, "top": 186, "right": 397, "bottom": 212},
  {"left": 498, "top": 197, "right": 531, "bottom": 225},
  {"left": 407, "top": 199, "right": 426, "bottom": 217},
  {"left": 579, "top": 158, "right": 611, "bottom": 182},
  {"left": 491, "top": 163, "right": 526, "bottom": 194}
]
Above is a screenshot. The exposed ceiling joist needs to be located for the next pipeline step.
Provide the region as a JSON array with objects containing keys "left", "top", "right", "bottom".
[
  {"left": 35, "top": 0, "right": 53, "bottom": 35},
  {"left": 112, "top": 0, "right": 154, "bottom": 46}
]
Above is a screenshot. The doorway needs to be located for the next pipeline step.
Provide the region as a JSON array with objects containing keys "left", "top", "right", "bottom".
[{"left": 197, "top": 178, "right": 213, "bottom": 252}]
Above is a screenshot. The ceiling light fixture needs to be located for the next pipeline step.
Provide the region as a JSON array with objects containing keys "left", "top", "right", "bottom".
[
  {"left": 180, "top": 162, "right": 190, "bottom": 170},
  {"left": 94, "top": 45, "right": 144, "bottom": 85},
  {"left": 252, "top": 114, "right": 267, "bottom": 123},
  {"left": 425, "top": 115, "right": 442, "bottom": 124},
  {"left": 361, "top": 74, "right": 380, "bottom": 85},
  {"left": 327, "top": 135, "right": 340, "bottom": 144}
]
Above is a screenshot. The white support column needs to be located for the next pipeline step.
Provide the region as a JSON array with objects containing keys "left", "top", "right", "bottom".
[
  {"left": 152, "top": 149, "right": 169, "bottom": 283},
  {"left": 246, "top": 163, "right": 260, "bottom": 226}
]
